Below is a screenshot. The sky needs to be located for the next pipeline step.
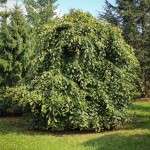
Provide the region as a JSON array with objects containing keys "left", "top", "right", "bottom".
[
  {"left": 0, "top": 0, "right": 116, "bottom": 17},
  {"left": 56, "top": 0, "right": 115, "bottom": 17}
]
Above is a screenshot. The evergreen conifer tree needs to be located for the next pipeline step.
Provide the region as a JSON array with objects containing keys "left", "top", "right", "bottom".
[
  {"left": 99, "top": 0, "right": 150, "bottom": 88},
  {"left": 0, "top": 4, "right": 35, "bottom": 87},
  {"left": 24, "top": 0, "right": 57, "bottom": 25}
]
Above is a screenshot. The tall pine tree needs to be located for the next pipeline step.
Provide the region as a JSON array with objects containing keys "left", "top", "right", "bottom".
[
  {"left": 24, "top": 0, "right": 57, "bottom": 25},
  {"left": 0, "top": 3, "right": 35, "bottom": 87},
  {"left": 99, "top": 0, "right": 150, "bottom": 88}
]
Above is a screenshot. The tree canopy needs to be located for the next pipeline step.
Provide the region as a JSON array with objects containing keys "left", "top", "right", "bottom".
[
  {"left": 0, "top": 4, "right": 35, "bottom": 87},
  {"left": 99, "top": 0, "right": 150, "bottom": 88},
  {"left": 8, "top": 10, "right": 140, "bottom": 131},
  {"left": 24, "top": 0, "right": 57, "bottom": 25}
]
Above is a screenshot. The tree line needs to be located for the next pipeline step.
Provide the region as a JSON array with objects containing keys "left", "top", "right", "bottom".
[
  {"left": 99, "top": 0, "right": 150, "bottom": 90},
  {"left": 0, "top": 0, "right": 57, "bottom": 87},
  {"left": 0, "top": 0, "right": 149, "bottom": 91}
]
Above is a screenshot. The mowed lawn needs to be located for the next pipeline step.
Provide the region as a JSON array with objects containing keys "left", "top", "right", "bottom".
[{"left": 0, "top": 102, "right": 150, "bottom": 150}]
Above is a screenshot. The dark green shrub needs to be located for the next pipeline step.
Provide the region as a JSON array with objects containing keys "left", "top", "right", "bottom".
[
  {"left": 9, "top": 10, "right": 139, "bottom": 131},
  {"left": 0, "top": 87, "right": 22, "bottom": 116}
]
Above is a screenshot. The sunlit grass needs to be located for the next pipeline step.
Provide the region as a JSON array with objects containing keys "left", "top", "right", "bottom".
[{"left": 0, "top": 102, "right": 150, "bottom": 150}]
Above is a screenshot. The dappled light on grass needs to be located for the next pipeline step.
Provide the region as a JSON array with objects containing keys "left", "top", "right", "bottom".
[{"left": 125, "top": 102, "right": 150, "bottom": 130}]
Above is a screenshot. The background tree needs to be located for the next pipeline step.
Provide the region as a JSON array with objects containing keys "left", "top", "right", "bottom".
[
  {"left": 0, "top": 0, "right": 7, "bottom": 5},
  {"left": 99, "top": 0, "right": 150, "bottom": 89},
  {"left": 0, "top": 4, "right": 35, "bottom": 87},
  {"left": 24, "top": 0, "right": 57, "bottom": 25}
]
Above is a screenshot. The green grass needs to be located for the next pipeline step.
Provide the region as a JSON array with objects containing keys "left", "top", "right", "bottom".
[{"left": 0, "top": 102, "right": 150, "bottom": 150}]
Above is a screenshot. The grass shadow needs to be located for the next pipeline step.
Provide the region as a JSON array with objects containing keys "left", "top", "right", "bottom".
[
  {"left": 124, "top": 102, "right": 150, "bottom": 130},
  {"left": 132, "top": 103, "right": 150, "bottom": 112},
  {"left": 0, "top": 117, "right": 95, "bottom": 137},
  {"left": 83, "top": 133, "right": 150, "bottom": 150},
  {"left": 0, "top": 117, "right": 37, "bottom": 135},
  {"left": 0, "top": 102, "right": 149, "bottom": 136}
]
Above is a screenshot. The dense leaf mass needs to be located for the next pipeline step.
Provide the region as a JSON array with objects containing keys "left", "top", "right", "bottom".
[
  {"left": 0, "top": 5, "right": 35, "bottom": 87},
  {"left": 11, "top": 10, "right": 139, "bottom": 131},
  {"left": 99, "top": 0, "right": 150, "bottom": 88}
]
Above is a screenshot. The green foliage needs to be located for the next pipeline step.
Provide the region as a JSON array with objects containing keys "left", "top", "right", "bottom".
[
  {"left": 99, "top": 0, "right": 150, "bottom": 88},
  {"left": 0, "top": 5, "right": 35, "bottom": 87},
  {"left": 24, "top": 0, "right": 57, "bottom": 25},
  {"left": 9, "top": 10, "right": 139, "bottom": 131},
  {"left": 0, "top": 87, "right": 22, "bottom": 116},
  {"left": 0, "top": 4, "right": 35, "bottom": 116}
]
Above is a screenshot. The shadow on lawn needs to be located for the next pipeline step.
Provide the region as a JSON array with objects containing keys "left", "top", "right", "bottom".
[
  {"left": 0, "top": 117, "right": 35, "bottom": 135},
  {"left": 0, "top": 102, "right": 149, "bottom": 136},
  {"left": 0, "top": 117, "right": 95, "bottom": 136},
  {"left": 132, "top": 103, "right": 150, "bottom": 112},
  {"left": 83, "top": 102, "right": 150, "bottom": 150},
  {"left": 83, "top": 133, "right": 150, "bottom": 150},
  {"left": 125, "top": 102, "right": 150, "bottom": 130}
]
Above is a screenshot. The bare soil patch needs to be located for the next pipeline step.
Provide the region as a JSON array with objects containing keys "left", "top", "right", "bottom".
[{"left": 135, "top": 98, "right": 150, "bottom": 102}]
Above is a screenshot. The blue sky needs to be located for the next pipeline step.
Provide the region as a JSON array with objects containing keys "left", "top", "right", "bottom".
[
  {"left": 0, "top": 0, "right": 116, "bottom": 17},
  {"left": 56, "top": 0, "right": 115, "bottom": 17}
]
